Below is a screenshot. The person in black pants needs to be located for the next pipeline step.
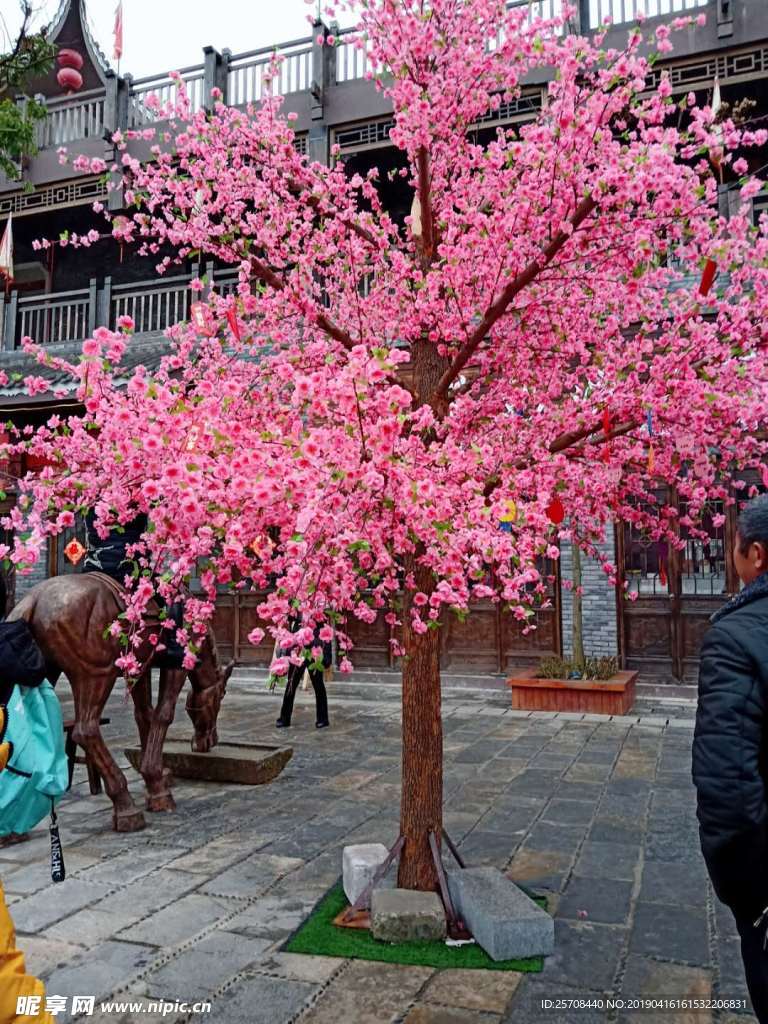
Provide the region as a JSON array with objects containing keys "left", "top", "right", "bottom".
[
  {"left": 275, "top": 621, "right": 332, "bottom": 730},
  {"left": 693, "top": 494, "right": 768, "bottom": 1023}
]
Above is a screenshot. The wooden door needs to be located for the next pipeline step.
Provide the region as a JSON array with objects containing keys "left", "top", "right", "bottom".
[{"left": 618, "top": 494, "right": 735, "bottom": 682}]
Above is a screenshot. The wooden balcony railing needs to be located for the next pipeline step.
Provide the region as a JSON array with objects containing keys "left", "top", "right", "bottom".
[
  {"left": 0, "top": 266, "right": 239, "bottom": 351},
  {"left": 35, "top": 89, "right": 105, "bottom": 148},
  {"left": 22, "top": 0, "right": 725, "bottom": 153}
]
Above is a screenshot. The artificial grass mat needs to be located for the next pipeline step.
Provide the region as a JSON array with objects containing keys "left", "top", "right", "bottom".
[{"left": 283, "top": 880, "right": 546, "bottom": 972}]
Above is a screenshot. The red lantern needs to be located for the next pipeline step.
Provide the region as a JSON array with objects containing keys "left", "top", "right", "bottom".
[
  {"left": 57, "top": 66, "right": 83, "bottom": 93},
  {"left": 546, "top": 497, "right": 565, "bottom": 525},
  {"left": 57, "top": 48, "right": 84, "bottom": 70}
]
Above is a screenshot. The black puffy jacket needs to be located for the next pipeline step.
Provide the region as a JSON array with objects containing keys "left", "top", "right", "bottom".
[
  {"left": 83, "top": 512, "right": 148, "bottom": 581},
  {"left": 693, "top": 573, "right": 768, "bottom": 918}
]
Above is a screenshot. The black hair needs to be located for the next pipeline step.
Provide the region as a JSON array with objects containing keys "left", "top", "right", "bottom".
[{"left": 736, "top": 493, "right": 768, "bottom": 554}]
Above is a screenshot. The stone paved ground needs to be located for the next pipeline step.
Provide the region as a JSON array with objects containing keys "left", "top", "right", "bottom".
[{"left": 2, "top": 675, "right": 750, "bottom": 1024}]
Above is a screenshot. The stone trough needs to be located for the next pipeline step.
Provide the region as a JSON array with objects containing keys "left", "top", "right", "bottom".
[{"left": 124, "top": 739, "right": 293, "bottom": 785}]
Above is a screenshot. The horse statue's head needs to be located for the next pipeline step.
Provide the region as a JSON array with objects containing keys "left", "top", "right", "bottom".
[{"left": 185, "top": 629, "right": 234, "bottom": 752}]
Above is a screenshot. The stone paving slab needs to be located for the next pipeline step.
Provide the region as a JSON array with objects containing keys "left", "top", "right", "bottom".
[
  {"left": 144, "top": 931, "right": 272, "bottom": 1002},
  {"left": 189, "top": 973, "right": 318, "bottom": 1024},
  {"left": 1, "top": 681, "right": 755, "bottom": 1023}
]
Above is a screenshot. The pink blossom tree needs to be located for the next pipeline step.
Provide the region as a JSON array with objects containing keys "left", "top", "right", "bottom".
[{"left": 8, "top": 0, "right": 768, "bottom": 890}]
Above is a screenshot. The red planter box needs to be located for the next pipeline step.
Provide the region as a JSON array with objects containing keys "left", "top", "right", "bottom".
[{"left": 506, "top": 668, "right": 638, "bottom": 716}]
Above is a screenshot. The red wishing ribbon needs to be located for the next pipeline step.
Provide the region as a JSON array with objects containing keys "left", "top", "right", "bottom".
[
  {"left": 226, "top": 305, "right": 241, "bottom": 341},
  {"left": 699, "top": 259, "right": 717, "bottom": 297}
]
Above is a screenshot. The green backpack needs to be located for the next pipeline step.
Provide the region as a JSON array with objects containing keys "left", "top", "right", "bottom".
[{"left": 0, "top": 681, "right": 69, "bottom": 840}]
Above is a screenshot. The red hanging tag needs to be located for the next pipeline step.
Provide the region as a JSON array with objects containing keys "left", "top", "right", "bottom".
[
  {"left": 658, "top": 558, "right": 668, "bottom": 587},
  {"left": 190, "top": 302, "right": 213, "bottom": 336},
  {"left": 602, "top": 408, "right": 611, "bottom": 438},
  {"left": 226, "top": 304, "right": 241, "bottom": 341},
  {"left": 546, "top": 496, "right": 565, "bottom": 525},
  {"left": 601, "top": 407, "right": 612, "bottom": 462},
  {"left": 647, "top": 444, "right": 655, "bottom": 473},
  {"left": 698, "top": 259, "right": 717, "bottom": 297}
]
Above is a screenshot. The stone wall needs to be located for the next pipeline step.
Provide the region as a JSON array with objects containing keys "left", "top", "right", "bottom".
[{"left": 560, "top": 526, "right": 619, "bottom": 660}]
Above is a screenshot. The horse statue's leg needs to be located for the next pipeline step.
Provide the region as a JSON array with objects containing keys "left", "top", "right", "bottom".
[
  {"left": 70, "top": 670, "right": 146, "bottom": 832},
  {"left": 131, "top": 667, "right": 153, "bottom": 751},
  {"left": 138, "top": 666, "right": 187, "bottom": 813}
]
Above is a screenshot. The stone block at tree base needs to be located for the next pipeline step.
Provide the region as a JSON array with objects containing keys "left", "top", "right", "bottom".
[
  {"left": 371, "top": 888, "right": 447, "bottom": 943},
  {"left": 447, "top": 866, "right": 554, "bottom": 961},
  {"left": 342, "top": 843, "right": 394, "bottom": 906}
]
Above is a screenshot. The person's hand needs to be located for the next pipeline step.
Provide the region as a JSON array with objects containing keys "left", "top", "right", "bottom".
[
  {"left": 753, "top": 906, "right": 768, "bottom": 950},
  {"left": 0, "top": 706, "right": 9, "bottom": 771}
]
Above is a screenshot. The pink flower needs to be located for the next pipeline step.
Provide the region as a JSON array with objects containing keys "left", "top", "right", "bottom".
[{"left": 81, "top": 337, "right": 102, "bottom": 357}]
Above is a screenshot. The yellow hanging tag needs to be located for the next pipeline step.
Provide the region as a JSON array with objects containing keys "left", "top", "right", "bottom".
[{"left": 499, "top": 499, "right": 517, "bottom": 523}]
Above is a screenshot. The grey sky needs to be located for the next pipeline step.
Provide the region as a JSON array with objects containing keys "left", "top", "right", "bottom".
[{"left": 3, "top": 0, "right": 355, "bottom": 78}]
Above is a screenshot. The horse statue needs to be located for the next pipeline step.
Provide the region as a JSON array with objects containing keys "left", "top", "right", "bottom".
[{"left": 8, "top": 572, "right": 234, "bottom": 832}]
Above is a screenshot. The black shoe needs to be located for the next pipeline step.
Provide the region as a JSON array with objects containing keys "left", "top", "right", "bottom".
[
  {"left": 275, "top": 718, "right": 291, "bottom": 728},
  {"left": 316, "top": 720, "right": 330, "bottom": 729}
]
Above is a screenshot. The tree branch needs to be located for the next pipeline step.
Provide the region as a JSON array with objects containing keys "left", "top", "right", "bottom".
[
  {"left": 288, "top": 176, "right": 380, "bottom": 249},
  {"left": 416, "top": 146, "right": 435, "bottom": 265},
  {"left": 433, "top": 194, "right": 598, "bottom": 402},
  {"left": 248, "top": 256, "right": 356, "bottom": 352}
]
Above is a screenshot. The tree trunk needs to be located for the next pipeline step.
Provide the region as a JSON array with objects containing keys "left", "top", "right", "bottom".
[
  {"left": 571, "top": 541, "right": 586, "bottom": 672},
  {"left": 395, "top": 333, "right": 449, "bottom": 891},
  {"left": 397, "top": 562, "right": 443, "bottom": 891}
]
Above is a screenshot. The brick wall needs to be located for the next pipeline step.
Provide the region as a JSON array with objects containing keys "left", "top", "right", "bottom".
[
  {"left": 13, "top": 540, "right": 49, "bottom": 605},
  {"left": 560, "top": 525, "right": 619, "bottom": 659}
]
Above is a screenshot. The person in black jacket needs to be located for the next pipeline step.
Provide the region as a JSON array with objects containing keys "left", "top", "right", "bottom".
[
  {"left": 275, "top": 618, "right": 332, "bottom": 730},
  {"left": 83, "top": 511, "right": 185, "bottom": 669},
  {"left": 693, "top": 493, "right": 768, "bottom": 1022}
]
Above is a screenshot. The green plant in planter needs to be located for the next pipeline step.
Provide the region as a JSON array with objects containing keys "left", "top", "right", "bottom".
[
  {"left": 537, "top": 654, "right": 619, "bottom": 681},
  {"left": 537, "top": 536, "right": 619, "bottom": 682}
]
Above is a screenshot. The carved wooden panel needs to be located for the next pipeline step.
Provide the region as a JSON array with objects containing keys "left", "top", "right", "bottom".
[
  {"left": 622, "top": 601, "right": 675, "bottom": 678},
  {"left": 501, "top": 608, "right": 559, "bottom": 673},
  {"left": 440, "top": 602, "right": 499, "bottom": 673},
  {"left": 345, "top": 610, "right": 392, "bottom": 668},
  {"left": 236, "top": 592, "right": 273, "bottom": 665},
  {"left": 210, "top": 594, "right": 236, "bottom": 664}
]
